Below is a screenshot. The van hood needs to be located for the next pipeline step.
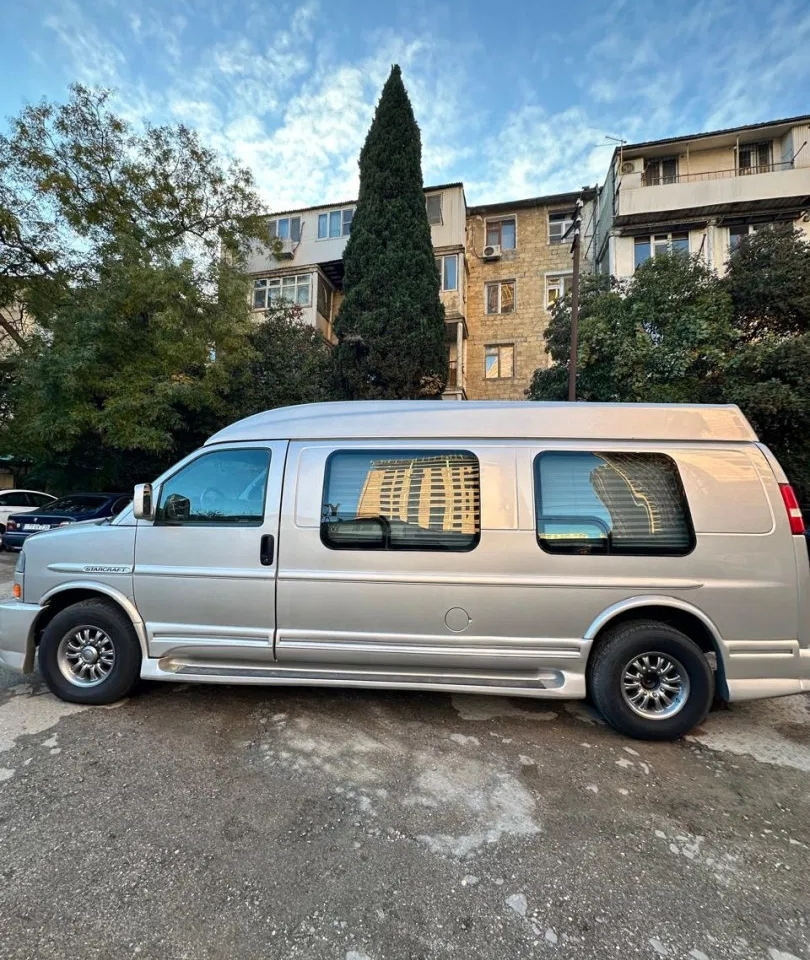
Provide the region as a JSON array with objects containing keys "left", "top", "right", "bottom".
[{"left": 22, "top": 517, "right": 136, "bottom": 602}]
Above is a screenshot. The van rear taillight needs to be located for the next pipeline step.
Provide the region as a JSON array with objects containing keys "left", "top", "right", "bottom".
[{"left": 779, "top": 484, "right": 805, "bottom": 535}]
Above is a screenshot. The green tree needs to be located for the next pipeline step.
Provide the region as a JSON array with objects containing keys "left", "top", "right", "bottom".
[
  {"left": 226, "top": 302, "right": 336, "bottom": 418},
  {"left": 333, "top": 65, "right": 447, "bottom": 399},
  {"left": 723, "top": 226, "right": 810, "bottom": 496},
  {"left": 0, "top": 85, "right": 272, "bottom": 490},
  {"left": 529, "top": 254, "right": 734, "bottom": 403}
]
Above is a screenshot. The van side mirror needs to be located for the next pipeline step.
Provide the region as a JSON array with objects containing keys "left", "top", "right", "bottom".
[{"left": 133, "top": 483, "right": 155, "bottom": 521}]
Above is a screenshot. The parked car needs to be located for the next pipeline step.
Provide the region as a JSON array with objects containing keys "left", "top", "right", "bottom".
[
  {"left": 1, "top": 493, "right": 130, "bottom": 551},
  {"left": 1, "top": 401, "right": 809, "bottom": 741},
  {"left": 0, "top": 489, "right": 56, "bottom": 537}
]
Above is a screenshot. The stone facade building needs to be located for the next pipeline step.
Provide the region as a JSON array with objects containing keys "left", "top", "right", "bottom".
[
  {"left": 465, "top": 193, "right": 595, "bottom": 400},
  {"left": 246, "top": 184, "right": 597, "bottom": 401}
]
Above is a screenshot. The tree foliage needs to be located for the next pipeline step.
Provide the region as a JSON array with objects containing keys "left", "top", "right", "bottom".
[
  {"left": 529, "top": 226, "right": 810, "bottom": 498},
  {"left": 0, "top": 85, "right": 334, "bottom": 492},
  {"left": 333, "top": 65, "right": 447, "bottom": 399}
]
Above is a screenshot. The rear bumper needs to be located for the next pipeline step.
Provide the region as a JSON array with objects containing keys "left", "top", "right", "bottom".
[
  {"left": 724, "top": 644, "right": 810, "bottom": 701},
  {"left": 0, "top": 599, "right": 40, "bottom": 672},
  {"left": 2, "top": 531, "right": 32, "bottom": 550}
]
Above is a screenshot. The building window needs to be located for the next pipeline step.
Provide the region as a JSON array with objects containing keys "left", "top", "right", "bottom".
[
  {"left": 435, "top": 254, "right": 458, "bottom": 292},
  {"left": 317, "top": 207, "right": 354, "bottom": 239},
  {"left": 317, "top": 277, "right": 331, "bottom": 318},
  {"left": 485, "top": 280, "right": 516, "bottom": 314},
  {"left": 321, "top": 450, "right": 480, "bottom": 552},
  {"left": 426, "top": 194, "right": 443, "bottom": 225},
  {"left": 548, "top": 211, "right": 573, "bottom": 245},
  {"left": 253, "top": 274, "right": 312, "bottom": 309},
  {"left": 633, "top": 232, "right": 689, "bottom": 269},
  {"left": 546, "top": 274, "right": 573, "bottom": 311},
  {"left": 269, "top": 216, "right": 301, "bottom": 242},
  {"left": 485, "top": 218, "right": 516, "bottom": 250},
  {"left": 484, "top": 344, "right": 514, "bottom": 379},
  {"left": 728, "top": 223, "right": 772, "bottom": 252},
  {"left": 534, "top": 451, "right": 694, "bottom": 556},
  {"left": 738, "top": 141, "right": 773, "bottom": 175},
  {"left": 642, "top": 156, "right": 678, "bottom": 186}
]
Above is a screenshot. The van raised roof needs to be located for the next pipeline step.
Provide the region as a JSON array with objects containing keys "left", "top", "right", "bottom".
[{"left": 205, "top": 400, "right": 758, "bottom": 445}]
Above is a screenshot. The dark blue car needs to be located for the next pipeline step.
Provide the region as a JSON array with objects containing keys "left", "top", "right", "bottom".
[{"left": 2, "top": 493, "right": 131, "bottom": 550}]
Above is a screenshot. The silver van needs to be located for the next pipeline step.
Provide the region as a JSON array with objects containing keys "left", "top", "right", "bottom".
[{"left": 1, "top": 401, "right": 808, "bottom": 740}]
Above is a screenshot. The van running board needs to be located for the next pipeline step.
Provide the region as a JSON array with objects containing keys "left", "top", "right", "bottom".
[{"left": 140, "top": 658, "right": 584, "bottom": 698}]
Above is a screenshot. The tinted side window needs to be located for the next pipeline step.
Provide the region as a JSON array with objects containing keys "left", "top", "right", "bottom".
[
  {"left": 535, "top": 451, "right": 694, "bottom": 556},
  {"left": 2, "top": 492, "right": 32, "bottom": 507},
  {"left": 27, "top": 493, "right": 53, "bottom": 507},
  {"left": 156, "top": 448, "right": 271, "bottom": 525},
  {"left": 321, "top": 450, "right": 480, "bottom": 552},
  {"left": 111, "top": 498, "right": 130, "bottom": 516}
]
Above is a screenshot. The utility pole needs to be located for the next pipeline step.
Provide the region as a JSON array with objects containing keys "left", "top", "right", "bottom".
[{"left": 566, "top": 197, "right": 583, "bottom": 402}]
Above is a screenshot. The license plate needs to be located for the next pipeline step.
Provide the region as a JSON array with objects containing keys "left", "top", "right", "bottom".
[{"left": 23, "top": 523, "right": 50, "bottom": 531}]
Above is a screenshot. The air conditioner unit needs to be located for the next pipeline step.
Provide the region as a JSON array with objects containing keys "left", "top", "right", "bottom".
[
  {"left": 620, "top": 157, "right": 644, "bottom": 176},
  {"left": 276, "top": 238, "right": 295, "bottom": 259},
  {"left": 483, "top": 244, "right": 502, "bottom": 260}
]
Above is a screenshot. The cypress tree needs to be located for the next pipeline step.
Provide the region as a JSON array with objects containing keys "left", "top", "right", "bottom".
[{"left": 333, "top": 65, "right": 447, "bottom": 399}]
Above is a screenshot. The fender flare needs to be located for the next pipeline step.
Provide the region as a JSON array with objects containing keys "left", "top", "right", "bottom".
[
  {"left": 584, "top": 594, "right": 726, "bottom": 670},
  {"left": 39, "top": 581, "right": 149, "bottom": 659}
]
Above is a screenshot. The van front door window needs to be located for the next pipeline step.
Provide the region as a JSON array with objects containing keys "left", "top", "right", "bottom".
[{"left": 156, "top": 448, "right": 271, "bottom": 525}]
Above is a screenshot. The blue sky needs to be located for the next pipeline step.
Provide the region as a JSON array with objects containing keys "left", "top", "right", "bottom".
[{"left": 2, "top": 0, "right": 809, "bottom": 210}]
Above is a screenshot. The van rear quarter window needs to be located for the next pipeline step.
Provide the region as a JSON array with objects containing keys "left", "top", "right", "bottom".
[
  {"left": 321, "top": 449, "right": 481, "bottom": 551},
  {"left": 673, "top": 449, "right": 773, "bottom": 534},
  {"left": 535, "top": 451, "right": 694, "bottom": 556}
]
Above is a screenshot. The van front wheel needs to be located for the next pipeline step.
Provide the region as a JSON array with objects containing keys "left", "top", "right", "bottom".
[
  {"left": 39, "top": 599, "right": 142, "bottom": 705},
  {"left": 588, "top": 620, "right": 713, "bottom": 740}
]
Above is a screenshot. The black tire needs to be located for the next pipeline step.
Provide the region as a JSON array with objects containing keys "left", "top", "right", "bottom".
[
  {"left": 587, "top": 620, "right": 714, "bottom": 741},
  {"left": 39, "top": 599, "right": 142, "bottom": 705}
]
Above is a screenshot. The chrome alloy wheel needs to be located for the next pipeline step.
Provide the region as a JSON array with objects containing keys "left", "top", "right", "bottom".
[
  {"left": 620, "top": 652, "right": 690, "bottom": 720},
  {"left": 56, "top": 626, "right": 116, "bottom": 687}
]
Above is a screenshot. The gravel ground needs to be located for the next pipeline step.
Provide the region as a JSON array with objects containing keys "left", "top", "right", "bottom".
[{"left": 0, "top": 551, "right": 808, "bottom": 960}]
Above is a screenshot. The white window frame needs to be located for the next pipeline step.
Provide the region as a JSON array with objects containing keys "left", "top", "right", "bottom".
[
  {"left": 269, "top": 216, "right": 301, "bottom": 242},
  {"left": 426, "top": 194, "right": 443, "bottom": 225},
  {"left": 642, "top": 156, "right": 678, "bottom": 186},
  {"left": 545, "top": 272, "right": 573, "bottom": 311},
  {"left": 435, "top": 254, "right": 458, "bottom": 292},
  {"left": 548, "top": 211, "right": 573, "bottom": 245},
  {"left": 317, "top": 207, "right": 355, "bottom": 240},
  {"left": 738, "top": 141, "right": 773, "bottom": 175},
  {"left": 252, "top": 274, "right": 312, "bottom": 310},
  {"left": 485, "top": 279, "right": 516, "bottom": 315},
  {"left": 728, "top": 222, "right": 772, "bottom": 252},
  {"left": 485, "top": 217, "right": 517, "bottom": 251},
  {"left": 484, "top": 343, "right": 515, "bottom": 380},
  {"left": 633, "top": 232, "right": 690, "bottom": 269}
]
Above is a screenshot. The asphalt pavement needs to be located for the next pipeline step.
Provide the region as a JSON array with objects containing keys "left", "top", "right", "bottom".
[{"left": 0, "top": 551, "right": 808, "bottom": 960}]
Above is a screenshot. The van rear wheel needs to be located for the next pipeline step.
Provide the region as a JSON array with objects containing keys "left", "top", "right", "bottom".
[
  {"left": 588, "top": 620, "right": 713, "bottom": 740},
  {"left": 39, "top": 599, "right": 141, "bottom": 705}
]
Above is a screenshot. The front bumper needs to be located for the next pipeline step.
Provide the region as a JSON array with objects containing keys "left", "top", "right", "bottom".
[{"left": 0, "top": 599, "right": 41, "bottom": 672}]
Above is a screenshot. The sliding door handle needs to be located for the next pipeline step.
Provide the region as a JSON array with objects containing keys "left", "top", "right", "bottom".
[{"left": 260, "top": 534, "right": 275, "bottom": 566}]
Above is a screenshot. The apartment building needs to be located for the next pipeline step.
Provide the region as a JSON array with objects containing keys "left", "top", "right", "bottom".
[
  {"left": 244, "top": 182, "right": 469, "bottom": 395},
  {"left": 246, "top": 184, "right": 595, "bottom": 400},
  {"left": 465, "top": 191, "right": 595, "bottom": 400},
  {"left": 595, "top": 115, "right": 810, "bottom": 277}
]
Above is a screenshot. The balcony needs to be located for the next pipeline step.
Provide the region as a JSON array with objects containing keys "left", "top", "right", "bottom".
[
  {"left": 443, "top": 360, "right": 466, "bottom": 400},
  {"left": 617, "top": 161, "right": 810, "bottom": 226},
  {"left": 641, "top": 159, "right": 795, "bottom": 186}
]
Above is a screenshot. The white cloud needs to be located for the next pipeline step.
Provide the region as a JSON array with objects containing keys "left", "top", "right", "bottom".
[{"left": 33, "top": 0, "right": 810, "bottom": 213}]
